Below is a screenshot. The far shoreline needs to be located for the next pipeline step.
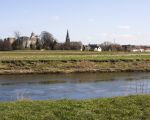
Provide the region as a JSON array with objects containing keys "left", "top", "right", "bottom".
[{"left": 0, "top": 69, "right": 150, "bottom": 75}]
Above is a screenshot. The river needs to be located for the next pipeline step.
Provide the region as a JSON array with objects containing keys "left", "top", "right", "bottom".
[{"left": 0, "top": 72, "right": 150, "bottom": 101}]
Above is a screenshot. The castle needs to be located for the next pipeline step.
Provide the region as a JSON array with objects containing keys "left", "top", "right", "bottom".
[{"left": 7, "top": 32, "right": 39, "bottom": 49}]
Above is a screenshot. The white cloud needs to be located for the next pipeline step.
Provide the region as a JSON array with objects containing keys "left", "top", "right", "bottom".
[
  {"left": 82, "top": 32, "right": 150, "bottom": 45},
  {"left": 99, "top": 33, "right": 108, "bottom": 37},
  {"left": 116, "top": 34, "right": 136, "bottom": 39},
  {"left": 50, "top": 16, "right": 60, "bottom": 21},
  {"left": 88, "top": 18, "right": 95, "bottom": 22},
  {"left": 86, "top": 36, "right": 94, "bottom": 40},
  {"left": 118, "top": 25, "right": 131, "bottom": 30},
  {"left": 92, "top": 32, "right": 149, "bottom": 45}
]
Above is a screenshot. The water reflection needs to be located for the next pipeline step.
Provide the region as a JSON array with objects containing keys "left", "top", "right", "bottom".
[
  {"left": 125, "top": 79, "right": 150, "bottom": 95},
  {"left": 0, "top": 72, "right": 149, "bottom": 101}
]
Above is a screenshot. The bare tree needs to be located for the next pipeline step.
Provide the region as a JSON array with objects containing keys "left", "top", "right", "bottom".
[
  {"left": 70, "top": 42, "right": 82, "bottom": 50},
  {"left": 36, "top": 38, "right": 42, "bottom": 50},
  {"left": 40, "top": 31, "right": 56, "bottom": 50},
  {"left": 14, "top": 31, "right": 21, "bottom": 39},
  {"left": 100, "top": 41, "right": 122, "bottom": 51},
  {"left": 110, "top": 44, "right": 122, "bottom": 51},
  {"left": 3, "top": 39, "right": 12, "bottom": 51},
  {"left": 0, "top": 39, "right": 4, "bottom": 50},
  {"left": 100, "top": 41, "right": 112, "bottom": 51}
]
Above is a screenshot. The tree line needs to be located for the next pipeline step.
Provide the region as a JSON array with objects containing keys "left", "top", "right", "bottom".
[
  {"left": 0, "top": 31, "right": 82, "bottom": 51},
  {"left": 0, "top": 31, "right": 148, "bottom": 52}
]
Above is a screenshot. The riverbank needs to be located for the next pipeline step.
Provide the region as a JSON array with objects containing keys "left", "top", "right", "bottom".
[
  {"left": 0, "top": 59, "right": 150, "bottom": 74},
  {"left": 0, "top": 95, "right": 150, "bottom": 120},
  {"left": 0, "top": 51, "right": 149, "bottom": 74}
]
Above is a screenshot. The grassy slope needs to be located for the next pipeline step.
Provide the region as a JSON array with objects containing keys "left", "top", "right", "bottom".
[
  {"left": 0, "top": 95, "right": 150, "bottom": 120},
  {"left": 0, "top": 51, "right": 149, "bottom": 74}
]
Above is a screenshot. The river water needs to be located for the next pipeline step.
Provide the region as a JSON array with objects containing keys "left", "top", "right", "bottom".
[{"left": 0, "top": 72, "right": 150, "bottom": 101}]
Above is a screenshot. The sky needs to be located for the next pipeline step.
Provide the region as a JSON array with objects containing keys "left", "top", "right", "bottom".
[{"left": 0, "top": 0, "right": 150, "bottom": 45}]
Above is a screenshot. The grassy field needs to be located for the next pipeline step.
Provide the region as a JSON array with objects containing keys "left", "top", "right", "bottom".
[
  {"left": 0, "top": 50, "right": 149, "bottom": 74},
  {"left": 0, "top": 50, "right": 149, "bottom": 60},
  {"left": 0, "top": 95, "right": 150, "bottom": 120}
]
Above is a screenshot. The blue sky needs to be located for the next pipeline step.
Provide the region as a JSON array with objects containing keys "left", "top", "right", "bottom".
[{"left": 0, "top": 0, "right": 150, "bottom": 45}]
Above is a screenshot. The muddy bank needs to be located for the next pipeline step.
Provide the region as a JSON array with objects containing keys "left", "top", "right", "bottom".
[{"left": 0, "top": 59, "right": 149, "bottom": 75}]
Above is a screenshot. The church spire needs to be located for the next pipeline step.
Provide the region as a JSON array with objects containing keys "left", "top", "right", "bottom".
[{"left": 66, "top": 30, "right": 70, "bottom": 44}]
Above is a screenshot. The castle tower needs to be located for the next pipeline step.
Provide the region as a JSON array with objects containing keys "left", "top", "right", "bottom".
[
  {"left": 29, "top": 32, "right": 37, "bottom": 47},
  {"left": 66, "top": 30, "right": 70, "bottom": 44},
  {"left": 30, "top": 32, "right": 36, "bottom": 39}
]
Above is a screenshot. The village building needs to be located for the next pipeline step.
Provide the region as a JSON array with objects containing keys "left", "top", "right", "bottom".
[
  {"left": 122, "top": 45, "right": 146, "bottom": 52},
  {"left": 122, "top": 45, "right": 134, "bottom": 51},
  {"left": 131, "top": 47, "right": 145, "bottom": 52},
  {"left": 144, "top": 48, "right": 150, "bottom": 52},
  {"left": 7, "top": 37, "right": 16, "bottom": 45},
  {"left": 131, "top": 49, "right": 144, "bottom": 52},
  {"left": 82, "top": 44, "right": 102, "bottom": 52}
]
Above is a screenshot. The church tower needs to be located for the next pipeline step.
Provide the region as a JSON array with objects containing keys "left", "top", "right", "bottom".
[{"left": 66, "top": 30, "right": 70, "bottom": 44}]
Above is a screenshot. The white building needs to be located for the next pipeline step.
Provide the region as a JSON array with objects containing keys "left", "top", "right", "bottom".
[
  {"left": 132, "top": 48, "right": 144, "bottom": 52},
  {"left": 94, "top": 47, "right": 102, "bottom": 52}
]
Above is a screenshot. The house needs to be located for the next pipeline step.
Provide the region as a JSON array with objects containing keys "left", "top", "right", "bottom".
[
  {"left": 144, "top": 48, "right": 150, "bottom": 52},
  {"left": 89, "top": 44, "right": 102, "bottom": 52},
  {"left": 7, "top": 38, "right": 16, "bottom": 45},
  {"left": 131, "top": 48, "right": 144, "bottom": 52},
  {"left": 122, "top": 45, "right": 134, "bottom": 51},
  {"left": 83, "top": 44, "right": 102, "bottom": 52},
  {"left": 122, "top": 45, "right": 145, "bottom": 52},
  {"left": 94, "top": 46, "right": 102, "bottom": 52}
]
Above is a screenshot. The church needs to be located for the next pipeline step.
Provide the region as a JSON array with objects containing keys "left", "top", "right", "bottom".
[
  {"left": 66, "top": 30, "right": 70, "bottom": 44},
  {"left": 63, "top": 30, "right": 82, "bottom": 50}
]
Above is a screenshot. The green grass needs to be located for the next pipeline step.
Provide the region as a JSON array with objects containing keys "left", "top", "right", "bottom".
[
  {"left": 0, "top": 95, "right": 150, "bottom": 120},
  {"left": 0, "top": 50, "right": 149, "bottom": 61}
]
